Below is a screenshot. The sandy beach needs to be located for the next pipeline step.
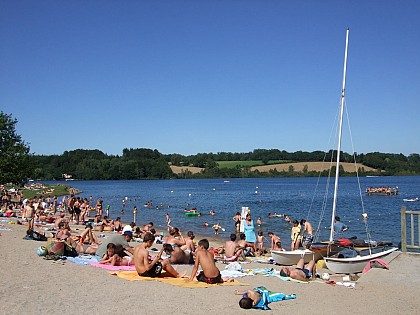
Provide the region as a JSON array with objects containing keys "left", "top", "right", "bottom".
[{"left": 1, "top": 219, "right": 419, "bottom": 315}]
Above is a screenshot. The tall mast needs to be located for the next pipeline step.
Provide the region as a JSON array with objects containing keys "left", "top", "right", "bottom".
[{"left": 329, "top": 28, "right": 350, "bottom": 243}]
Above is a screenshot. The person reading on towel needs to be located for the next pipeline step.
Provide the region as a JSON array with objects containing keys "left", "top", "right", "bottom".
[
  {"left": 279, "top": 258, "right": 316, "bottom": 281},
  {"left": 189, "top": 238, "right": 223, "bottom": 284},
  {"left": 134, "top": 233, "right": 181, "bottom": 278}
]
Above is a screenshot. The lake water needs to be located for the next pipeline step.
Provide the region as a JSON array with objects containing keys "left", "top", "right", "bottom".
[{"left": 47, "top": 176, "right": 420, "bottom": 248}]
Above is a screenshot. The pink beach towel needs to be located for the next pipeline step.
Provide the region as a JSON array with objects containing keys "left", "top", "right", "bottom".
[
  {"left": 90, "top": 262, "right": 136, "bottom": 271},
  {"left": 362, "top": 258, "right": 390, "bottom": 273}
]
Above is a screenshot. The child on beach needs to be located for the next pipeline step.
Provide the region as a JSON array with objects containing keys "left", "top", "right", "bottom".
[
  {"left": 291, "top": 220, "right": 301, "bottom": 250},
  {"left": 267, "top": 232, "right": 283, "bottom": 251},
  {"left": 235, "top": 287, "right": 296, "bottom": 310},
  {"left": 190, "top": 239, "right": 224, "bottom": 284},
  {"left": 256, "top": 231, "right": 269, "bottom": 256},
  {"left": 100, "top": 243, "right": 121, "bottom": 266}
]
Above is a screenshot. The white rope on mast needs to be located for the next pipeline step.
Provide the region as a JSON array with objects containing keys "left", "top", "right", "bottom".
[{"left": 344, "top": 101, "right": 373, "bottom": 255}]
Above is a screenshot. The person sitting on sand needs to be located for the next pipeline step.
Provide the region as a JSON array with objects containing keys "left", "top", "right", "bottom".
[
  {"left": 224, "top": 233, "right": 245, "bottom": 262},
  {"left": 134, "top": 233, "right": 182, "bottom": 278},
  {"left": 95, "top": 231, "right": 134, "bottom": 258},
  {"left": 77, "top": 223, "right": 100, "bottom": 246},
  {"left": 113, "top": 217, "right": 123, "bottom": 232},
  {"left": 235, "top": 287, "right": 296, "bottom": 310},
  {"left": 163, "top": 243, "right": 195, "bottom": 264},
  {"left": 279, "top": 258, "right": 316, "bottom": 281},
  {"left": 166, "top": 227, "right": 186, "bottom": 247},
  {"left": 181, "top": 230, "right": 196, "bottom": 253},
  {"left": 189, "top": 239, "right": 224, "bottom": 284},
  {"left": 267, "top": 232, "right": 283, "bottom": 251},
  {"left": 238, "top": 233, "right": 255, "bottom": 257},
  {"left": 54, "top": 213, "right": 66, "bottom": 229},
  {"left": 55, "top": 222, "right": 71, "bottom": 241}
]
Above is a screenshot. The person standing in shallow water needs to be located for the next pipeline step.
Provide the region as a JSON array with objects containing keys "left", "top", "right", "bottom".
[{"left": 233, "top": 212, "right": 241, "bottom": 232}]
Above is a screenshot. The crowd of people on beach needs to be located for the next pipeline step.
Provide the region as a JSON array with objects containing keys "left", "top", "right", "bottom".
[{"left": 1, "top": 189, "right": 355, "bottom": 310}]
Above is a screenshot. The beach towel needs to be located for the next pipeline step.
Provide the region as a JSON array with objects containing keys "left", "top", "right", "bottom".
[
  {"left": 251, "top": 286, "right": 296, "bottom": 310},
  {"left": 90, "top": 262, "right": 136, "bottom": 271},
  {"left": 362, "top": 258, "right": 390, "bottom": 273},
  {"left": 67, "top": 254, "right": 99, "bottom": 265},
  {"left": 113, "top": 271, "right": 249, "bottom": 288},
  {"left": 220, "top": 270, "right": 249, "bottom": 278},
  {"left": 275, "top": 275, "right": 310, "bottom": 283}
]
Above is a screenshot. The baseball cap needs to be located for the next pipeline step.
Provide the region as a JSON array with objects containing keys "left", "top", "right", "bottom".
[{"left": 123, "top": 231, "right": 133, "bottom": 238}]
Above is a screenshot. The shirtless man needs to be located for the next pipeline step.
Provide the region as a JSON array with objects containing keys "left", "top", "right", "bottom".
[
  {"left": 67, "top": 194, "right": 75, "bottom": 222},
  {"left": 224, "top": 233, "right": 245, "bottom": 261},
  {"left": 163, "top": 244, "right": 194, "bottom": 265},
  {"left": 300, "top": 219, "right": 314, "bottom": 249},
  {"left": 134, "top": 233, "right": 181, "bottom": 278},
  {"left": 190, "top": 239, "right": 223, "bottom": 284},
  {"left": 267, "top": 232, "right": 283, "bottom": 250},
  {"left": 279, "top": 258, "right": 316, "bottom": 281}
]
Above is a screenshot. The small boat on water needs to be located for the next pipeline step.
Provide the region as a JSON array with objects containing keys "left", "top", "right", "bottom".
[
  {"left": 184, "top": 209, "right": 200, "bottom": 217},
  {"left": 403, "top": 197, "right": 419, "bottom": 202},
  {"left": 366, "top": 186, "right": 398, "bottom": 196}
]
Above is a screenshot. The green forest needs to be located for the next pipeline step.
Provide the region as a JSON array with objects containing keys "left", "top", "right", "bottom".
[
  {"left": 29, "top": 148, "right": 420, "bottom": 180},
  {"left": 2, "top": 111, "right": 419, "bottom": 183}
]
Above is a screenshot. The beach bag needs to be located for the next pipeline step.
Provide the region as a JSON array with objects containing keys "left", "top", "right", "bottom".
[
  {"left": 31, "top": 230, "right": 48, "bottom": 242},
  {"left": 63, "top": 243, "right": 78, "bottom": 257},
  {"left": 45, "top": 238, "right": 65, "bottom": 256}
]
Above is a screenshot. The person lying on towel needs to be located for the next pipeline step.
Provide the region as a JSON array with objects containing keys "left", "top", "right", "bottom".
[{"left": 236, "top": 287, "right": 296, "bottom": 310}]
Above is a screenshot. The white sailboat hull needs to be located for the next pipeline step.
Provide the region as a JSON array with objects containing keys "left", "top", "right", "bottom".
[
  {"left": 270, "top": 249, "right": 314, "bottom": 266},
  {"left": 324, "top": 247, "right": 398, "bottom": 274}
]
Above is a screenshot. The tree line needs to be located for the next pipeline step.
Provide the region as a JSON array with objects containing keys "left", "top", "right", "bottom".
[
  {"left": 29, "top": 148, "right": 420, "bottom": 180},
  {"left": 2, "top": 111, "right": 420, "bottom": 183}
]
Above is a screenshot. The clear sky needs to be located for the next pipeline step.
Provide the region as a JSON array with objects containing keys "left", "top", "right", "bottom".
[{"left": 1, "top": 1, "right": 419, "bottom": 157}]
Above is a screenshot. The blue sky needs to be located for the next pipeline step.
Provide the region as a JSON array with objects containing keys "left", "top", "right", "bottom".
[{"left": 1, "top": 1, "right": 419, "bottom": 157}]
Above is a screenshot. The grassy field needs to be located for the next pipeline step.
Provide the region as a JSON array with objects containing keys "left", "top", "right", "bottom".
[
  {"left": 216, "top": 160, "right": 289, "bottom": 168},
  {"left": 5, "top": 183, "right": 79, "bottom": 199}
]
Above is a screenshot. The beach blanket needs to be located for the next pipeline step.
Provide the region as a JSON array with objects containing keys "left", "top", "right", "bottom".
[
  {"left": 67, "top": 254, "right": 99, "bottom": 265},
  {"left": 90, "top": 262, "right": 136, "bottom": 271},
  {"left": 113, "top": 271, "right": 249, "bottom": 288},
  {"left": 220, "top": 270, "right": 249, "bottom": 278}
]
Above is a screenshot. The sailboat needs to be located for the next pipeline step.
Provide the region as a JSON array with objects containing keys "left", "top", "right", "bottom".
[{"left": 323, "top": 28, "right": 398, "bottom": 274}]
